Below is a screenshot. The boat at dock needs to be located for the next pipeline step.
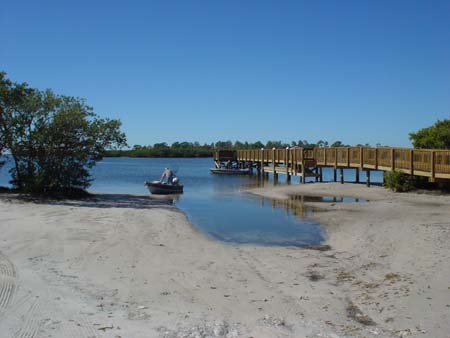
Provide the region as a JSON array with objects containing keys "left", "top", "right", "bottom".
[
  {"left": 211, "top": 149, "right": 252, "bottom": 175},
  {"left": 210, "top": 168, "right": 251, "bottom": 175},
  {"left": 145, "top": 181, "right": 184, "bottom": 194}
]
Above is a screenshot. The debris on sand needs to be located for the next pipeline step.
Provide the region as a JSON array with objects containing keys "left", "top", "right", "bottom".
[
  {"left": 158, "top": 321, "right": 240, "bottom": 338},
  {"left": 396, "top": 328, "right": 412, "bottom": 337},
  {"left": 305, "top": 270, "right": 325, "bottom": 281},
  {"left": 346, "top": 301, "right": 376, "bottom": 326},
  {"left": 97, "top": 325, "right": 114, "bottom": 331},
  {"left": 336, "top": 271, "right": 355, "bottom": 282},
  {"left": 260, "top": 315, "right": 287, "bottom": 327},
  {"left": 303, "top": 244, "right": 332, "bottom": 251},
  {"left": 385, "top": 273, "right": 401, "bottom": 280}
]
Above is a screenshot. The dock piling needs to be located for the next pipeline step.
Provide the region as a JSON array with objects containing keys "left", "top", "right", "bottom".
[
  {"left": 260, "top": 148, "right": 264, "bottom": 177},
  {"left": 285, "top": 147, "right": 291, "bottom": 183},
  {"left": 301, "top": 164, "right": 305, "bottom": 184}
]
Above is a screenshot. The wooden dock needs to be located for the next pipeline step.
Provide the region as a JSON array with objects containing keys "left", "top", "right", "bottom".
[{"left": 213, "top": 147, "right": 450, "bottom": 186}]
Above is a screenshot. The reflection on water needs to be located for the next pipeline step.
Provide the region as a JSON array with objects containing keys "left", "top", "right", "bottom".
[
  {"left": 258, "top": 196, "right": 321, "bottom": 218},
  {"left": 290, "top": 195, "right": 368, "bottom": 203}
]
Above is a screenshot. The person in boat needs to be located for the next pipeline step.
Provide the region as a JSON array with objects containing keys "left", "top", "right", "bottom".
[{"left": 160, "top": 167, "right": 175, "bottom": 184}]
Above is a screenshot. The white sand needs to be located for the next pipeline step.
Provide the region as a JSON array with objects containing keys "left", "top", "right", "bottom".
[{"left": 0, "top": 184, "right": 449, "bottom": 338}]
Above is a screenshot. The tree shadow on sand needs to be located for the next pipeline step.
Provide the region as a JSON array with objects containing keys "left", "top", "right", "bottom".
[{"left": 0, "top": 193, "right": 178, "bottom": 210}]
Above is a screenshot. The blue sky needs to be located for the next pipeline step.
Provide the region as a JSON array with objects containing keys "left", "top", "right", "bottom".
[{"left": 1, "top": 0, "right": 449, "bottom": 147}]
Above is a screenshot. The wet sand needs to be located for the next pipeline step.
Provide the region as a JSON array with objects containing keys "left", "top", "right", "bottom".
[{"left": 0, "top": 184, "right": 449, "bottom": 338}]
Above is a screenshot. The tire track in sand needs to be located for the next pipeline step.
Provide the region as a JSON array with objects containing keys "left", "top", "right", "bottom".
[
  {"left": 0, "top": 251, "right": 41, "bottom": 338},
  {"left": 11, "top": 298, "right": 41, "bottom": 338},
  {"left": 0, "top": 252, "right": 17, "bottom": 312}
]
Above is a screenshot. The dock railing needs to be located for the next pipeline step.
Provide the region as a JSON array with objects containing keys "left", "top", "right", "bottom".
[{"left": 213, "top": 147, "right": 450, "bottom": 180}]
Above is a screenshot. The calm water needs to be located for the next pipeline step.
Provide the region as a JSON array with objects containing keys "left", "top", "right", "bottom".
[{"left": 0, "top": 157, "right": 383, "bottom": 247}]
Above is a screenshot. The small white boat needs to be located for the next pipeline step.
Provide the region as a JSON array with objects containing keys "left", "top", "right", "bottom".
[{"left": 209, "top": 168, "right": 251, "bottom": 175}]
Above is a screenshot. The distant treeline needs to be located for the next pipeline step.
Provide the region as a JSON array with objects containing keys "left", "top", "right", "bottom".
[
  {"left": 105, "top": 140, "right": 368, "bottom": 158},
  {"left": 106, "top": 142, "right": 213, "bottom": 158}
]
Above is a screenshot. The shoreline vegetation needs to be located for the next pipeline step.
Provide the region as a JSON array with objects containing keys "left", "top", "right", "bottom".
[
  {"left": 0, "top": 72, "right": 126, "bottom": 194},
  {"left": 105, "top": 140, "right": 354, "bottom": 158}
]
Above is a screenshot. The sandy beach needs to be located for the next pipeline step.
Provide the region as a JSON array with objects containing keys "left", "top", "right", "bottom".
[{"left": 0, "top": 183, "right": 449, "bottom": 338}]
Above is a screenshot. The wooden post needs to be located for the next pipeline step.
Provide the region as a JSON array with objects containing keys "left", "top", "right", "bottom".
[
  {"left": 355, "top": 168, "right": 360, "bottom": 183},
  {"left": 340, "top": 168, "right": 344, "bottom": 184},
  {"left": 292, "top": 149, "right": 296, "bottom": 175},
  {"left": 301, "top": 148, "right": 306, "bottom": 184},
  {"left": 375, "top": 148, "right": 378, "bottom": 170},
  {"left": 319, "top": 167, "right": 323, "bottom": 182},
  {"left": 334, "top": 148, "right": 338, "bottom": 183},
  {"left": 366, "top": 170, "right": 371, "bottom": 187},
  {"left": 260, "top": 148, "right": 265, "bottom": 177},
  {"left": 285, "top": 147, "right": 290, "bottom": 182},
  {"left": 272, "top": 147, "right": 276, "bottom": 176},
  {"left": 360, "top": 147, "right": 364, "bottom": 169},
  {"left": 301, "top": 163, "right": 306, "bottom": 184},
  {"left": 391, "top": 148, "right": 395, "bottom": 171},
  {"left": 315, "top": 167, "right": 319, "bottom": 182},
  {"left": 335, "top": 148, "right": 338, "bottom": 168},
  {"left": 410, "top": 149, "right": 414, "bottom": 176},
  {"left": 431, "top": 150, "right": 436, "bottom": 182}
]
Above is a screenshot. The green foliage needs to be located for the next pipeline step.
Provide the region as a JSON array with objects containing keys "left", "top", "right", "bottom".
[
  {"left": 265, "top": 140, "right": 289, "bottom": 149},
  {"left": 409, "top": 119, "right": 450, "bottom": 149},
  {"left": 0, "top": 71, "right": 127, "bottom": 193},
  {"left": 383, "top": 171, "right": 413, "bottom": 192},
  {"left": 106, "top": 138, "right": 356, "bottom": 158},
  {"left": 107, "top": 142, "right": 214, "bottom": 158},
  {"left": 330, "top": 140, "right": 350, "bottom": 147}
]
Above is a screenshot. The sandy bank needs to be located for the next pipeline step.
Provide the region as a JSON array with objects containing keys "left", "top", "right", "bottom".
[
  {"left": 250, "top": 183, "right": 450, "bottom": 337},
  {"left": 0, "top": 185, "right": 449, "bottom": 338}
]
